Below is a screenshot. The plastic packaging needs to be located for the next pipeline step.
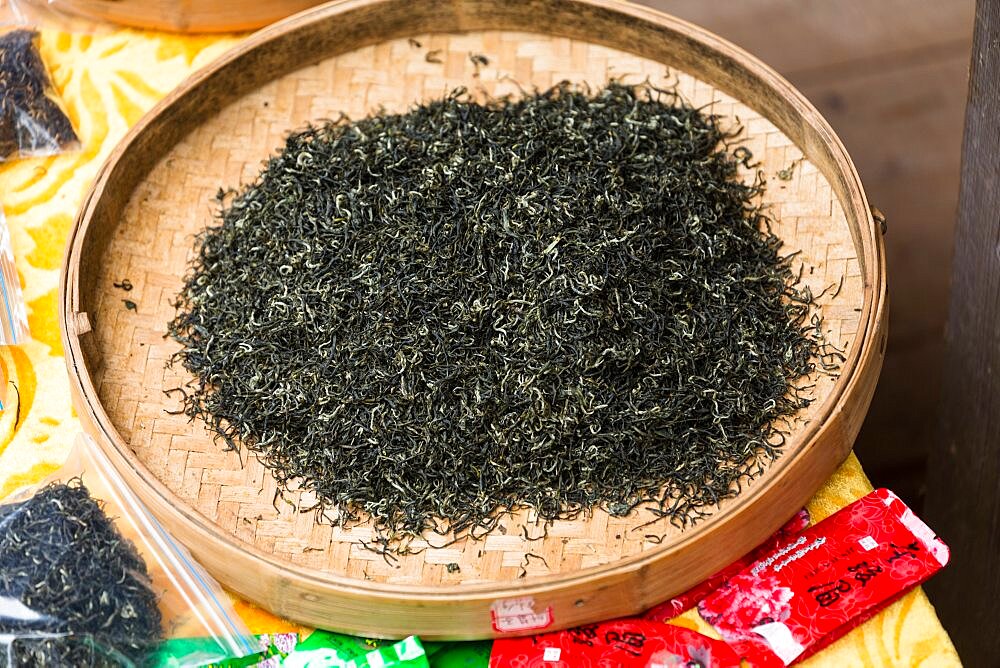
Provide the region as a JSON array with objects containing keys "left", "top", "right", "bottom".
[
  {"left": 0, "top": 4, "right": 79, "bottom": 162},
  {"left": 426, "top": 641, "right": 491, "bottom": 668},
  {"left": 0, "top": 207, "right": 29, "bottom": 345},
  {"left": 0, "top": 356, "right": 7, "bottom": 408},
  {"left": 644, "top": 509, "right": 810, "bottom": 623},
  {"left": 698, "top": 488, "right": 949, "bottom": 666},
  {"left": 281, "top": 631, "right": 428, "bottom": 668},
  {"left": 489, "top": 618, "right": 741, "bottom": 667},
  {"left": 0, "top": 433, "right": 257, "bottom": 667},
  {"left": 154, "top": 633, "right": 299, "bottom": 668}
]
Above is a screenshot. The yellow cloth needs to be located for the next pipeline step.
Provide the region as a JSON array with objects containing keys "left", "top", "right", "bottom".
[{"left": 0, "top": 28, "right": 959, "bottom": 666}]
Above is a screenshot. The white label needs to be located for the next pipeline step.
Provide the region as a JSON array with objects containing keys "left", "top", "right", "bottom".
[
  {"left": 882, "top": 489, "right": 950, "bottom": 567},
  {"left": 543, "top": 647, "right": 562, "bottom": 661},
  {"left": 900, "top": 507, "right": 950, "bottom": 566},
  {"left": 490, "top": 597, "right": 554, "bottom": 632},
  {"left": 753, "top": 622, "right": 805, "bottom": 664},
  {"left": 859, "top": 535, "right": 878, "bottom": 551}
]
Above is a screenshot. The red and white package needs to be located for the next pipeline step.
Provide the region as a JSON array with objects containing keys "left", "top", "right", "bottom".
[
  {"left": 489, "top": 618, "right": 741, "bottom": 667},
  {"left": 644, "top": 509, "right": 810, "bottom": 622},
  {"left": 698, "top": 488, "right": 949, "bottom": 666}
]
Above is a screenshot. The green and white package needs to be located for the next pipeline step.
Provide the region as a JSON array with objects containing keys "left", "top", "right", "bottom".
[{"left": 281, "top": 630, "right": 428, "bottom": 668}]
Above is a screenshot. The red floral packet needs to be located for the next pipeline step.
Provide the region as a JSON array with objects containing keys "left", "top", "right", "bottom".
[
  {"left": 644, "top": 509, "right": 810, "bottom": 622},
  {"left": 489, "top": 618, "right": 741, "bottom": 667},
  {"left": 698, "top": 489, "right": 949, "bottom": 666}
]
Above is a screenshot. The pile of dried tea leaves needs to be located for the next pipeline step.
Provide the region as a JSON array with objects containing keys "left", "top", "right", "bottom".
[
  {"left": 0, "top": 29, "right": 78, "bottom": 161},
  {"left": 169, "top": 82, "right": 821, "bottom": 545},
  {"left": 0, "top": 481, "right": 163, "bottom": 666}
]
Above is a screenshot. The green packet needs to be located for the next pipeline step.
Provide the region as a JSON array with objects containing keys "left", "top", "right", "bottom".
[
  {"left": 151, "top": 629, "right": 490, "bottom": 667},
  {"left": 153, "top": 632, "right": 299, "bottom": 667},
  {"left": 281, "top": 630, "right": 428, "bottom": 667},
  {"left": 426, "top": 641, "right": 491, "bottom": 667},
  {"left": 279, "top": 633, "right": 490, "bottom": 668}
]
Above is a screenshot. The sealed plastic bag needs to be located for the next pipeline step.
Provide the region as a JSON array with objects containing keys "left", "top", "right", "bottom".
[
  {"left": 643, "top": 509, "right": 810, "bottom": 623},
  {"left": 426, "top": 641, "right": 491, "bottom": 667},
  {"left": 281, "top": 631, "right": 428, "bottom": 668},
  {"left": 0, "top": 206, "right": 29, "bottom": 345},
  {"left": 154, "top": 633, "right": 299, "bottom": 667},
  {"left": 0, "top": 8, "right": 79, "bottom": 162},
  {"left": 698, "top": 488, "right": 949, "bottom": 667},
  {"left": 489, "top": 618, "right": 741, "bottom": 667},
  {"left": 0, "top": 433, "right": 257, "bottom": 667}
]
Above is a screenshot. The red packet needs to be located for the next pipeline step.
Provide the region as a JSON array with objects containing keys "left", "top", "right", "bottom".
[
  {"left": 698, "top": 489, "right": 949, "bottom": 666},
  {"left": 644, "top": 509, "right": 810, "bottom": 622},
  {"left": 489, "top": 618, "right": 741, "bottom": 667}
]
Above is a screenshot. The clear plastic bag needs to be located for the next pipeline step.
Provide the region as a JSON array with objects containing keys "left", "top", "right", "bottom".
[
  {"left": 0, "top": 433, "right": 257, "bottom": 667},
  {"left": 0, "top": 207, "right": 29, "bottom": 345},
  {"left": 0, "top": 5, "right": 79, "bottom": 162}
]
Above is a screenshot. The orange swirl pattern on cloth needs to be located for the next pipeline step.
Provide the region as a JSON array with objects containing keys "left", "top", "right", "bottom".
[{"left": 0, "top": 26, "right": 958, "bottom": 664}]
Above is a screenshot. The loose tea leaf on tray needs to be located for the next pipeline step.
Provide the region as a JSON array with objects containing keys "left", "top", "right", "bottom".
[{"left": 169, "top": 82, "right": 824, "bottom": 549}]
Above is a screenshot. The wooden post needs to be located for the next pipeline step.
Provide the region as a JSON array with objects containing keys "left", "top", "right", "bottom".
[{"left": 925, "top": 0, "right": 1000, "bottom": 663}]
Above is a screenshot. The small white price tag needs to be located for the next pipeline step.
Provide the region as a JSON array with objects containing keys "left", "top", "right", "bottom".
[
  {"left": 858, "top": 535, "right": 878, "bottom": 551},
  {"left": 490, "top": 596, "right": 554, "bottom": 633}
]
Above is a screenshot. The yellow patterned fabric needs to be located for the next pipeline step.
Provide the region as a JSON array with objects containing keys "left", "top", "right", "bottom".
[{"left": 0, "top": 27, "right": 959, "bottom": 666}]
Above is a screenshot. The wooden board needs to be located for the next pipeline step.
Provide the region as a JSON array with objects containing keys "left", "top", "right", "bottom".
[
  {"left": 925, "top": 0, "right": 999, "bottom": 664},
  {"left": 59, "top": 0, "right": 886, "bottom": 638}
]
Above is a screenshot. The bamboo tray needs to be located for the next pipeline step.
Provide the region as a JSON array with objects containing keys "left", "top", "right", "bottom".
[
  {"left": 60, "top": 0, "right": 887, "bottom": 639},
  {"left": 50, "top": 0, "right": 323, "bottom": 33}
]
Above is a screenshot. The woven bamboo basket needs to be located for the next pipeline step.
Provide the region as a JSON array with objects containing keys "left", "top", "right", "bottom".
[
  {"left": 60, "top": 0, "right": 887, "bottom": 639},
  {"left": 49, "top": 0, "right": 322, "bottom": 33}
]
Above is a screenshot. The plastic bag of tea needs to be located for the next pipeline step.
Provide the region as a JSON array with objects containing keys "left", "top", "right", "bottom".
[
  {"left": 0, "top": 433, "right": 257, "bottom": 667},
  {"left": 0, "top": 4, "right": 79, "bottom": 162}
]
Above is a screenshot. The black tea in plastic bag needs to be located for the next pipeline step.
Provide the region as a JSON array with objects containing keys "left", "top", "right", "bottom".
[
  {"left": 0, "top": 480, "right": 163, "bottom": 666},
  {"left": 0, "top": 28, "right": 78, "bottom": 161}
]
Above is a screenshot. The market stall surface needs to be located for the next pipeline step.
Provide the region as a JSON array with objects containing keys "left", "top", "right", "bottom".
[{"left": 0, "top": 25, "right": 959, "bottom": 666}]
